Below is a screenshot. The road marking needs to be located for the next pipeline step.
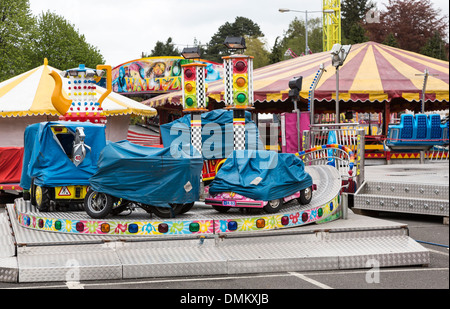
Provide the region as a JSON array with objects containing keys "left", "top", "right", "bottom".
[
  {"left": 3, "top": 268, "right": 448, "bottom": 289},
  {"left": 65, "top": 281, "right": 84, "bottom": 289},
  {"left": 428, "top": 249, "right": 449, "bottom": 256},
  {"left": 289, "top": 272, "right": 333, "bottom": 289}
]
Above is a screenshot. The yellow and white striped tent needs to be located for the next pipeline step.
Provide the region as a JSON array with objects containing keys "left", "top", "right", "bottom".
[
  {"left": 0, "top": 59, "right": 157, "bottom": 147},
  {"left": 0, "top": 59, "right": 157, "bottom": 118}
]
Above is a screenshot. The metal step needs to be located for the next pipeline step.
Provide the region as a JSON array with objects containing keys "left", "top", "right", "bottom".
[
  {"left": 0, "top": 211, "right": 18, "bottom": 282},
  {"left": 354, "top": 181, "right": 449, "bottom": 217}
]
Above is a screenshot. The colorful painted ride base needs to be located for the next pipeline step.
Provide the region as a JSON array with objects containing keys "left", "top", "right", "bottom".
[{"left": 13, "top": 165, "right": 342, "bottom": 237}]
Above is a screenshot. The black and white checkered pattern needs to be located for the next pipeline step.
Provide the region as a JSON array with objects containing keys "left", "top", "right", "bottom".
[
  {"left": 196, "top": 67, "right": 206, "bottom": 109},
  {"left": 223, "top": 59, "right": 233, "bottom": 106},
  {"left": 191, "top": 114, "right": 202, "bottom": 154},
  {"left": 233, "top": 122, "right": 246, "bottom": 150}
]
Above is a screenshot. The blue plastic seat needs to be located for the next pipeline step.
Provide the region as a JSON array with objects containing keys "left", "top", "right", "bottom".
[
  {"left": 429, "top": 114, "right": 442, "bottom": 139},
  {"left": 400, "top": 114, "right": 414, "bottom": 139},
  {"left": 415, "top": 114, "right": 428, "bottom": 140}
]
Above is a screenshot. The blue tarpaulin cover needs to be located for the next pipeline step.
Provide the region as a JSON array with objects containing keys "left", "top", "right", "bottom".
[
  {"left": 20, "top": 121, "right": 106, "bottom": 189},
  {"left": 89, "top": 140, "right": 203, "bottom": 207},
  {"left": 209, "top": 150, "right": 313, "bottom": 201},
  {"left": 160, "top": 109, "right": 263, "bottom": 159}
]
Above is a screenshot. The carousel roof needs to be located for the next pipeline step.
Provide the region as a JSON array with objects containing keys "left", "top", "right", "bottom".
[
  {"left": 0, "top": 59, "right": 157, "bottom": 118},
  {"left": 146, "top": 41, "right": 449, "bottom": 107}
]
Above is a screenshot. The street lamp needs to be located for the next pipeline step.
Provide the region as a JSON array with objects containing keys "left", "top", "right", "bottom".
[
  {"left": 279, "top": 8, "right": 335, "bottom": 55},
  {"left": 330, "top": 43, "right": 351, "bottom": 124}
]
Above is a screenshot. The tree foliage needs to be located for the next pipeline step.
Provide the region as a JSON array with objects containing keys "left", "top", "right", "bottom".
[
  {"left": 31, "top": 11, "right": 104, "bottom": 70},
  {"left": 341, "top": 0, "right": 375, "bottom": 44},
  {"left": 145, "top": 37, "right": 180, "bottom": 57},
  {"left": 0, "top": 0, "right": 36, "bottom": 81},
  {"left": 204, "top": 16, "right": 263, "bottom": 63},
  {"left": 421, "top": 31, "right": 448, "bottom": 60},
  {"left": 0, "top": 1, "right": 105, "bottom": 82},
  {"left": 269, "top": 17, "right": 323, "bottom": 63},
  {"left": 363, "top": 0, "right": 448, "bottom": 54}
]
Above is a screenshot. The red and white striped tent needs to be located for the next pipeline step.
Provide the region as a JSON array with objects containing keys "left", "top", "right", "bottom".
[{"left": 146, "top": 41, "right": 449, "bottom": 110}]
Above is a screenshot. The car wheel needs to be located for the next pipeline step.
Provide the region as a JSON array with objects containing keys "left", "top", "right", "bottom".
[
  {"left": 263, "top": 198, "right": 283, "bottom": 213},
  {"left": 84, "top": 189, "right": 114, "bottom": 219},
  {"left": 212, "top": 205, "right": 231, "bottom": 213},
  {"left": 150, "top": 204, "right": 181, "bottom": 218},
  {"left": 178, "top": 202, "right": 195, "bottom": 214},
  {"left": 298, "top": 186, "right": 313, "bottom": 205},
  {"left": 35, "top": 185, "right": 52, "bottom": 212}
]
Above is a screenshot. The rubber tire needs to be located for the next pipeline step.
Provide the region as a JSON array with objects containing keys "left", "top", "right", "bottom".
[
  {"left": 178, "top": 202, "right": 195, "bottom": 214},
  {"left": 30, "top": 178, "right": 37, "bottom": 206},
  {"left": 84, "top": 189, "right": 114, "bottom": 219},
  {"left": 298, "top": 186, "right": 313, "bottom": 205},
  {"left": 150, "top": 204, "right": 181, "bottom": 218},
  {"left": 212, "top": 205, "right": 231, "bottom": 213},
  {"left": 263, "top": 198, "right": 284, "bottom": 214},
  {"left": 35, "top": 185, "right": 52, "bottom": 212}
]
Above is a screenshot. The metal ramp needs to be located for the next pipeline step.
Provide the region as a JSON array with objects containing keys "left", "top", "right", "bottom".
[
  {"left": 353, "top": 163, "right": 449, "bottom": 219},
  {"left": 1, "top": 203, "right": 430, "bottom": 283}
]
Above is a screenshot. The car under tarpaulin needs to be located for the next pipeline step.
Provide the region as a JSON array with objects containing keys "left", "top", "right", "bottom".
[
  {"left": 89, "top": 140, "right": 203, "bottom": 208},
  {"left": 20, "top": 121, "right": 106, "bottom": 189},
  {"left": 160, "top": 109, "right": 263, "bottom": 159},
  {"left": 209, "top": 150, "right": 313, "bottom": 202}
]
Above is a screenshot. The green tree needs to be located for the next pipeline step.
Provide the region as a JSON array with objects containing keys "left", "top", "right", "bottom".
[
  {"left": 244, "top": 36, "right": 270, "bottom": 69},
  {"left": 421, "top": 31, "right": 448, "bottom": 60},
  {"left": 341, "top": 0, "right": 374, "bottom": 44},
  {"left": 275, "top": 17, "right": 323, "bottom": 59},
  {"left": 0, "top": 0, "right": 36, "bottom": 81},
  {"left": 30, "top": 11, "right": 104, "bottom": 70},
  {"left": 204, "top": 16, "right": 263, "bottom": 62},
  {"left": 364, "top": 0, "right": 448, "bottom": 54},
  {"left": 383, "top": 32, "right": 399, "bottom": 47},
  {"left": 145, "top": 37, "right": 180, "bottom": 57},
  {"left": 270, "top": 36, "right": 284, "bottom": 64}
]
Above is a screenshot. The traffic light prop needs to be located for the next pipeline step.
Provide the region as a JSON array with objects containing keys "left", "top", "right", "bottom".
[
  {"left": 181, "top": 63, "right": 209, "bottom": 155},
  {"left": 222, "top": 55, "right": 254, "bottom": 150},
  {"left": 181, "top": 63, "right": 208, "bottom": 112},
  {"left": 223, "top": 55, "right": 254, "bottom": 109}
]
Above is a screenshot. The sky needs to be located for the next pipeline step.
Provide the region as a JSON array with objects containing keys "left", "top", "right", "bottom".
[{"left": 28, "top": 0, "right": 449, "bottom": 68}]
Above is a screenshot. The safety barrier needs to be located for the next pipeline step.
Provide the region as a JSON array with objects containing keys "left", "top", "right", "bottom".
[
  {"left": 296, "top": 143, "right": 356, "bottom": 192},
  {"left": 302, "top": 126, "right": 364, "bottom": 189}
]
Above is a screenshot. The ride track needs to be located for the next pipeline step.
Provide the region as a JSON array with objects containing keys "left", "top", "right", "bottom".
[
  {"left": 10, "top": 144, "right": 355, "bottom": 238},
  {"left": 12, "top": 164, "right": 341, "bottom": 238}
]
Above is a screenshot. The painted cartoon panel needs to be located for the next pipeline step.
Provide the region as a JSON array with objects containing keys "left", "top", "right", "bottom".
[{"left": 110, "top": 57, "right": 223, "bottom": 94}]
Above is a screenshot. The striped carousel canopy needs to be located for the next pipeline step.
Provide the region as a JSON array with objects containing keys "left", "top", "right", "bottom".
[
  {"left": 0, "top": 59, "right": 157, "bottom": 118},
  {"left": 146, "top": 41, "right": 449, "bottom": 107}
]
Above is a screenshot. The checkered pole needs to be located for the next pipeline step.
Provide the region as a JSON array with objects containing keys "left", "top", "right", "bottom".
[
  {"left": 222, "top": 55, "right": 254, "bottom": 150},
  {"left": 181, "top": 63, "right": 208, "bottom": 155}
]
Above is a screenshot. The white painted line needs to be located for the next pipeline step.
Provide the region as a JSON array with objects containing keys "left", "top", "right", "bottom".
[
  {"left": 4, "top": 268, "right": 448, "bottom": 289},
  {"left": 289, "top": 272, "right": 333, "bottom": 289},
  {"left": 65, "top": 281, "right": 84, "bottom": 289}
]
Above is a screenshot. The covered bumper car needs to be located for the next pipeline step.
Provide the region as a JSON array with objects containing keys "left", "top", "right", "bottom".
[
  {"left": 205, "top": 150, "right": 314, "bottom": 213},
  {"left": 20, "top": 121, "right": 106, "bottom": 211},
  {"left": 84, "top": 140, "right": 203, "bottom": 219}
]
